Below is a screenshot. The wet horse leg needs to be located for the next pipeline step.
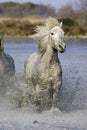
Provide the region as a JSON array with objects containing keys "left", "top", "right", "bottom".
[
  {"left": 52, "top": 91, "right": 58, "bottom": 108},
  {"left": 52, "top": 86, "right": 60, "bottom": 108},
  {"left": 34, "top": 84, "right": 42, "bottom": 112}
]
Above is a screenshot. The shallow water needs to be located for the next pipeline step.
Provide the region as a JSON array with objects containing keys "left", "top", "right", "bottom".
[{"left": 0, "top": 38, "right": 87, "bottom": 130}]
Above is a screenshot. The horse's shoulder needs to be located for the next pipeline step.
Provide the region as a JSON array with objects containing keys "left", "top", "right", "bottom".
[
  {"left": 25, "top": 53, "right": 39, "bottom": 67},
  {"left": 26, "top": 53, "right": 37, "bottom": 60}
]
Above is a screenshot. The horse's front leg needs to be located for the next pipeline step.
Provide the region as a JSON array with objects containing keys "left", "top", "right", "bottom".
[
  {"left": 34, "top": 84, "right": 42, "bottom": 112},
  {"left": 52, "top": 81, "right": 62, "bottom": 108},
  {"left": 52, "top": 89, "right": 59, "bottom": 108}
]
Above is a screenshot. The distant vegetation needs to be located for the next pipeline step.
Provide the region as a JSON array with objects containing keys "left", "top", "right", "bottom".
[
  {"left": 0, "top": 19, "right": 36, "bottom": 37},
  {"left": 0, "top": 2, "right": 38, "bottom": 17},
  {"left": 0, "top": 1, "right": 87, "bottom": 38}
]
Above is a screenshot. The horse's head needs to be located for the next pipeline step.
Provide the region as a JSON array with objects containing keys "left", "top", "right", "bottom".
[
  {"left": 46, "top": 17, "right": 66, "bottom": 53},
  {"left": 50, "top": 25, "right": 66, "bottom": 53},
  {"left": 30, "top": 17, "right": 66, "bottom": 54}
]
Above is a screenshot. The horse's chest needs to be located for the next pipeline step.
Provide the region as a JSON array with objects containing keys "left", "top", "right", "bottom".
[{"left": 38, "top": 62, "right": 62, "bottom": 83}]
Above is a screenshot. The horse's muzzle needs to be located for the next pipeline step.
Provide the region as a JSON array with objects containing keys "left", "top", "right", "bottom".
[{"left": 59, "top": 44, "right": 66, "bottom": 53}]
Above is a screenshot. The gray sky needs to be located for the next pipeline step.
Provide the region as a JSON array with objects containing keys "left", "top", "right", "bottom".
[{"left": 0, "top": 0, "right": 77, "bottom": 9}]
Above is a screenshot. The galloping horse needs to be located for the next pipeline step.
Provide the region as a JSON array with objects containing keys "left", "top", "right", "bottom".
[{"left": 24, "top": 17, "right": 66, "bottom": 110}]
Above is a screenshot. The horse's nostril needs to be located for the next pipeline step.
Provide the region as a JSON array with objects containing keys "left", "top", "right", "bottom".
[
  {"left": 59, "top": 45, "right": 62, "bottom": 50},
  {"left": 59, "top": 44, "right": 65, "bottom": 53}
]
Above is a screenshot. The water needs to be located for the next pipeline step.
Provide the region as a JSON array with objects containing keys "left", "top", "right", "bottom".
[
  {"left": 4, "top": 38, "right": 37, "bottom": 75},
  {"left": 0, "top": 38, "right": 87, "bottom": 130}
]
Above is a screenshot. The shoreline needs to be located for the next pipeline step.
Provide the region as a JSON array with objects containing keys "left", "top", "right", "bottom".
[
  {"left": 3, "top": 35, "right": 87, "bottom": 40},
  {"left": 65, "top": 35, "right": 87, "bottom": 39}
]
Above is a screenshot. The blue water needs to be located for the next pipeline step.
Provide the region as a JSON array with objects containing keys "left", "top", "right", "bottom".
[
  {"left": 4, "top": 39, "right": 37, "bottom": 74},
  {"left": 4, "top": 38, "right": 87, "bottom": 76}
]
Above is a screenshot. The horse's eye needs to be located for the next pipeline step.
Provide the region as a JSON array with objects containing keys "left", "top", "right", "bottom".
[{"left": 51, "top": 32, "right": 54, "bottom": 35}]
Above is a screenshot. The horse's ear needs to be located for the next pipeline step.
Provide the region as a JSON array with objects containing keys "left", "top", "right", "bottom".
[
  {"left": 60, "top": 22, "right": 63, "bottom": 28},
  {"left": 45, "top": 23, "right": 50, "bottom": 30},
  {"left": 46, "top": 17, "right": 58, "bottom": 29}
]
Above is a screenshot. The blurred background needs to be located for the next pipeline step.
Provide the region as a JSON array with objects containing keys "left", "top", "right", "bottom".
[{"left": 0, "top": 0, "right": 87, "bottom": 38}]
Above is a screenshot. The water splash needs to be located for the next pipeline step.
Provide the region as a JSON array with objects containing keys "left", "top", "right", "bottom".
[
  {"left": 1, "top": 65, "right": 85, "bottom": 113},
  {"left": 0, "top": 66, "right": 87, "bottom": 130}
]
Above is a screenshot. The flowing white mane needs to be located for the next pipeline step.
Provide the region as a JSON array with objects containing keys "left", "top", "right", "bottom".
[{"left": 33, "top": 17, "right": 62, "bottom": 39}]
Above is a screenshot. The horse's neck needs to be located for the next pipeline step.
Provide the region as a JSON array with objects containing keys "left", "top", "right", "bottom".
[
  {"left": 46, "top": 45, "right": 58, "bottom": 63},
  {"left": 39, "top": 36, "right": 58, "bottom": 64}
]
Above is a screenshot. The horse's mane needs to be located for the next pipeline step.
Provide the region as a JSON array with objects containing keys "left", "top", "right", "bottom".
[
  {"left": 31, "top": 17, "right": 60, "bottom": 55},
  {"left": 35, "top": 17, "right": 60, "bottom": 38}
]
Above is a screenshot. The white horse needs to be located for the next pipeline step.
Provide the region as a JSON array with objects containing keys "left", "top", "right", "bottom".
[{"left": 24, "top": 17, "right": 66, "bottom": 110}]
